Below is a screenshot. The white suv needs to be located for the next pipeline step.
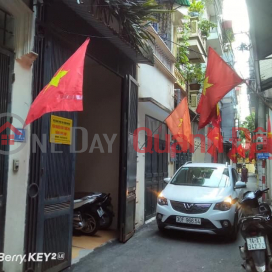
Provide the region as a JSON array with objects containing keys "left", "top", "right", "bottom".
[{"left": 156, "top": 163, "right": 246, "bottom": 240}]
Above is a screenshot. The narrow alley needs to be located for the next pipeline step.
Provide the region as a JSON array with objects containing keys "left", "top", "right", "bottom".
[
  {"left": 1, "top": 1, "right": 271, "bottom": 272},
  {"left": 67, "top": 176, "right": 258, "bottom": 272}
]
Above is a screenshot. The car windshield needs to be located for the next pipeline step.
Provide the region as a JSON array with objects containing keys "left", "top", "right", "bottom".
[{"left": 170, "top": 167, "right": 230, "bottom": 188}]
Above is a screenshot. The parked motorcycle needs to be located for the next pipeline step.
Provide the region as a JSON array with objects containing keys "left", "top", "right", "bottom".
[
  {"left": 239, "top": 188, "right": 272, "bottom": 272},
  {"left": 73, "top": 192, "right": 114, "bottom": 236}
]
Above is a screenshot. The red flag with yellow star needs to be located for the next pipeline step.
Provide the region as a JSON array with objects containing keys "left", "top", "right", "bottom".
[
  {"left": 24, "top": 38, "right": 90, "bottom": 126},
  {"left": 207, "top": 126, "right": 223, "bottom": 153},
  {"left": 196, "top": 47, "right": 243, "bottom": 129},
  {"left": 268, "top": 117, "right": 272, "bottom": 153},
  {"left": 227, "top": 147, "right": 237, "bottom": 163},
  {"left": 237, "top": 144, "right": 246, "bottom": 158},
  {"left": 166, "top": 97, "right": 192, "bottom": 149},
  {"left": 198, "top": 102, "right": 221, "bottom": 128},
  {"left": 211, "top": 104, "right": 221, "bottom": 128},
  {"left": 207, "top": 144, "right": 218, "bottom": 162}
]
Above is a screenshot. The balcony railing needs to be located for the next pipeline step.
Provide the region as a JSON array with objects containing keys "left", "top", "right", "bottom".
[
  {"left": 189, "top": 19, "right": 207, "bottom": 46},
  {"left": 150, "top": 42, "right": 172, "bottom": 71},
  {"left": 177, "top": 19, "right": 207, "bottom": 63},
  {"left": 174, "top": 67, "right": 186, "bottom": 91}
]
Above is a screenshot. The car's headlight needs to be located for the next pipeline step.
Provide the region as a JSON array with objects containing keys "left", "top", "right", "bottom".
[
  {"left": 214, "top": 197, "right": 233, "bottom": 211},
  {"left": 157, "top": 192, "right": 168, "bottom": 206}
]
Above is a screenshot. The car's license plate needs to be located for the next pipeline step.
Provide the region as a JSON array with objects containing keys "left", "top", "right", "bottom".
[
  {"left": 176, "top": 216, "right": 201, "bottom": 225},
  {"left": 246, "top": 237, "right": 266, "bottom": 251}
]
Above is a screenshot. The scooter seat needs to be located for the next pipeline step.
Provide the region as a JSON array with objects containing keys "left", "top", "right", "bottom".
[
  {"left": 74, "top": 192, "right": 102, "bottom": 200},
  {"left": 74, "top": 195, "right": 96, "bottom": 202}
]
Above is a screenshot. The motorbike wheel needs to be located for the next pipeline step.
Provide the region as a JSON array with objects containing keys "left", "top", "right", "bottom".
[
  {"left": 228, "top": 214, "right": 238, "bottom": 242},
  {"left": 99, "top": 212, "right": 113, "bottom": 230},
  {"left": 80, "top": 213, "right": 99, "bottom": 236}
]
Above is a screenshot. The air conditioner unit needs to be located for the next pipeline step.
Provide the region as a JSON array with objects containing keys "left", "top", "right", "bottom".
[{"left": 190, "top": 94, "right": 197, "bottom": 107}]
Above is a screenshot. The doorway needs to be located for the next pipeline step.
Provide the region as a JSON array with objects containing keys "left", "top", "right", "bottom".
[
  {"left": 144, "top": 116, "right": 168, "bottom": 220},
  {"left": 72, "top": 56, "right": 122, "bottom": 262},
  {"left": 24, "top": 14, "right": 139, "bottom": 269}
]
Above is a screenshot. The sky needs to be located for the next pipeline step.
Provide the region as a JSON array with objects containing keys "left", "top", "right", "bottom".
[{"left": 223, "top": 0, "right": 250, "bottom": 122}]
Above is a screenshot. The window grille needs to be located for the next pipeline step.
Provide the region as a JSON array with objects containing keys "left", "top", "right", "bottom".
[{"left": 0, "top": 8, "right": 14, "bottom": 49}]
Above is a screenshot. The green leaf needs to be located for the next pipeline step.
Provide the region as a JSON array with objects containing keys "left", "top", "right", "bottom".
[{"left": 89, "top": 0, "right": 171, "bottom": 57}]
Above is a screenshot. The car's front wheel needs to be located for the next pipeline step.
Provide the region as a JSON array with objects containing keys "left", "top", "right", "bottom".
[{"left": 157, "top": 222, "right": 166, "bottom": 232}]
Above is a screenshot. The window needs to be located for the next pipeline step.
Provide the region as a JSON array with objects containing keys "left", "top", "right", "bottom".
[
  {"left": 145, "top": 115, "right": 167, "bottom": 141},
  {"left": 171, "top": 167, "right": 230, "bottom": 188},
  {"left": 190, "top": 94, "right": 197, "bottom": 107},
  {"left": 0, "top": 8, "right": 14, "bottom": 49}
]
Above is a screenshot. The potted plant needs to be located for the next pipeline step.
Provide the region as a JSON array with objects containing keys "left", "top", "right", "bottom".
[
  {"left": 188, "top": 0, "right": 204, "bottom": 17},
  {"left": 190, "top": 64, "right": 204, "bottom": 90},
  {"left": 189, "top": 82, "right": 202, "bottom": 90},
  {"left": 180, "top": 63, "right": 205, "bottom": 91},
  {"left": 223, "top": 28, "right": 235, "bottom": 43},
  {"left": 199, "top": 19, "right": 217, "bottom": 38},
  {"left": 176, "top": 20, "right": 191, "bottom": 66}
]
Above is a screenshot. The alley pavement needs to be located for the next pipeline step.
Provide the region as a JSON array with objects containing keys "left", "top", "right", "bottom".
[{"left": 67, "top": 175, "right": 257, "bottom": 272}]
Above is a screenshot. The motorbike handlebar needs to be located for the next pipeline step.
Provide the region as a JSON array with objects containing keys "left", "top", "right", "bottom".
[
  {"left": 255, "top": 188, "right": 269, "bottom": 198},
  {"left": 240, "top": 214, "right": 270, "bottom": 224}
]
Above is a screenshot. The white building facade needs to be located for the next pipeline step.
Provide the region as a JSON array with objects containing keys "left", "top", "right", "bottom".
[
  {"left": 136, "top": 25, "right": 176, "bottom": 225},
  {"left": 0, "top": 1, "right": 35, "bottom": 272}
]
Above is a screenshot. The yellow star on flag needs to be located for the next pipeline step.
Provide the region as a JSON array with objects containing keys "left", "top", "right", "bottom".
[
  {"left": 44, "top": 69, "right": 69, "bottom": 92},
  {"left": 178, "top": 118, "right": 183, "bottom": 127},
  {"left": 203, "top": 76, "right": 213, "bottom": 95},
  {"left": 268, "top": 132, "right": 272, "bottom": 139}
]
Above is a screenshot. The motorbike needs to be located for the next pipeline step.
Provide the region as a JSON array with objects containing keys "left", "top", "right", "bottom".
[
  {"left": 73, "top": 192, "right": 114, "bottom": 236},
  {"left": 239, "top": 188, "right": 272, "bottom": 272}
]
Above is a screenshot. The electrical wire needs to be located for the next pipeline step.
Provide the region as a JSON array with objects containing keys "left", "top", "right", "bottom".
[
  {"left": 51, "top": 5, "right": 258, "bottom": 156},
  {"left": 52, "top": 21, "right": 208, "bottom": 59},
  {"left": 52, "top": 20, "right": 238, "bottom": 73},
  {"left": 51, "top": 25, "right": 118, "bottom": 39},
  {"left": 150, "top": 30, "right": 208, "bottom": 57},
  {"left": 53, "top": 13, "right": 249, "bottom": 119},
  {"left": 54, "top": 3, "right": 243, "bottom": 71}
]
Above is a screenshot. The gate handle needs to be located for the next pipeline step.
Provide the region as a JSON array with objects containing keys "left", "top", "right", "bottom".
[{"left": 28, "top": 184, "right": 39, "bottom": 198}]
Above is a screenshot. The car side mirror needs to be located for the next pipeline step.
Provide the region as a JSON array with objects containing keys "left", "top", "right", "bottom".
[
  {"left": 164, "top": 177, "right": 171, "bottom": 184},
  {"left": 234, "top": 181, "right": 246, "bottom": 189}
]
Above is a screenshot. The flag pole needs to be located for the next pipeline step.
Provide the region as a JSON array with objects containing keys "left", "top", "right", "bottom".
[
  {"left": 138, "top": 98, "right": 186, "bottom": 150},
  {"left": 138, "top": 106, "right": 177, "bottom": 151},
  {"left": 193, "top": 135, "right": 208, "bottom": 153},
  {"left": 221, "top": 57, "right": 269, "bottom": 111},
  {"left": 191, "top": 112, "right": 199, "bottom": 123},
  {"left": 244, "top": 80, "right": 272, "bottom": 111},
  {"left": 138, "top": 106, "right": 199, "bottom": 151},
  {"left": 225, "top": 55, "right": 272, "bottom": 112}
]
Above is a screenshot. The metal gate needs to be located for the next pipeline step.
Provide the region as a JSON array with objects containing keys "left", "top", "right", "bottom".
[
  {"left": 145, "top": 117, "right": 168, "bottom": 220},
  {"left": 175, "top": 148, "right": 192, "bottom": 171},
  {"left": 119, "top": 75, "right": 138, "bottom": 242},
  {"left": 0, "top": 47, "right": 13, "bottom": 272},
  {"left": 24, "top": 12, "right": 45, "bottom": 270},
  {"left": 24, "top": 22, "right": 76, "bottom": 271}
]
